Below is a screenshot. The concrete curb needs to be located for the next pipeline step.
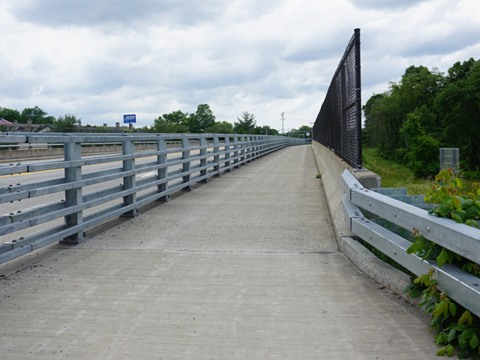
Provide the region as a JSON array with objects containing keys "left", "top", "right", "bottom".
[
  {"left": 311, "top": 142, "right": 415, "bottom": 302},
  {"left": 340, "top": 236, "right": 412, "bottom": 296}
]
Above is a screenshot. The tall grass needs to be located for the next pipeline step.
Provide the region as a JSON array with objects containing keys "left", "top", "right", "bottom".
[
  {"left": 362, "top": 147, "right": 433, "bottom": 195},
  {"left": 362, "top": 147, "right": 480, "bottom": 195}
]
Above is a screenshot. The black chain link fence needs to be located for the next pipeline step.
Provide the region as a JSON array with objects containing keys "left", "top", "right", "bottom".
[{"left": 313, "top": 28, "right": 362, "bottom": 168}]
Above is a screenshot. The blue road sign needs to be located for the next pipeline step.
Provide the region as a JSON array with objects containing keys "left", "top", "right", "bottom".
[{"left": 123, "top": 114, "right": 136, "bottom": 124}]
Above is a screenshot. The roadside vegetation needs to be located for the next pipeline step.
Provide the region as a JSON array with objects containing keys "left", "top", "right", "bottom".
[
  {"left": 363, "top": 147, "right": 480, "bottom": 194},
  {"left": 362, "top": 56, "right": 480, "bottom": 358},
  {"left": 1, "top": 104, "right": 312, "bottom": 138},
  {"left": 362, "top": 147, "right": 432, "bottom": 194},
  {"left": 362, "top": 147, "right": 480, "bottom": 358},
  {"left": 405, "top": 170, "right": 480, "bottom": 358},
  {"left": 363, "top": 58, "right": 480, "bottom": 179}
]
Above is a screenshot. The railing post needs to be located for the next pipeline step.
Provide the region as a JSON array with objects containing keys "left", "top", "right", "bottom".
[
  {"left": 240, "top": 136, "right": 245, "bottom": 164},
  {"left": 122, "top": 139, "right": 138, "bottom": 217},
  {"left": 224, "top": 136, "right": 231, "bottom": 172},
  {"left": 157, "top": 137, "right": 170, "bottom": 202},
  {"left": 213, "top": 134, "right": 220, "bottom": 176},
  {"left": 246, "top": 136, "right": 251, "bottom": 163},
  {"left": 181, "top": 136, "right": 192, "bottom": 191},
  {"left": 266, "top": 136, "right": 273, "bottom": 153},
  {"left": 199, "top": 136, "right": 208, "bottom": 183},
  {"left": 258, "top": 135, "right": 262, "bottom": 156},
  {"left": 233, "top": 135, "right": 240, "bottom": 168},
  {"left": 60, "top": 141, "right": 85, "bottom": 244},
  {"left": 259, "top": 135, "right": 263, "bottom": 157}
]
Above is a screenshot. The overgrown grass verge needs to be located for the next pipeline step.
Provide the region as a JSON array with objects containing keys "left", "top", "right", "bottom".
[
  {"left": 362, "top": 147, "right": 480, "bottom": 194},
  {"left": 362, "top": 147, "right": 432, "bottom": 194}
]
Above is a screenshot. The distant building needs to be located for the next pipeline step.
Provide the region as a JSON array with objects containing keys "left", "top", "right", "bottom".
[
  {"left": 0, "top": 118, "right": 13, "bottom": 126},
  {"left": 1, "top": 118, "right": 132, "bottom": 133},
  {"left": 1, "top": 119, "right": 52, "bottom": 133}
]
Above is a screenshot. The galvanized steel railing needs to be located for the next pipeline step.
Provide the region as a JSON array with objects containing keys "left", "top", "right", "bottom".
[
  {"left": 0, "top": 133, "right": 304, "bottom": 264},
  {"left": 341, "top": 169, "right": 480, "bottom": 318}
]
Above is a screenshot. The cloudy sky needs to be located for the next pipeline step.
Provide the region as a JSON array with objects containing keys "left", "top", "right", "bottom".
[{"left": 1, "top": 0, "right": 479, "bottom": 131}]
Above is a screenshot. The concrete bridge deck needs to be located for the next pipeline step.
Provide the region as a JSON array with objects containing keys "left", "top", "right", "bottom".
[{"left": 0, "top": 145, "right": 439, "bottom": 359}]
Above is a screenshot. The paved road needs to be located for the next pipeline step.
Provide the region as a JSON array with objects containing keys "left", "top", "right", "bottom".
[{"left": 0, "top": 145, "right": 440, "bottom": 359}]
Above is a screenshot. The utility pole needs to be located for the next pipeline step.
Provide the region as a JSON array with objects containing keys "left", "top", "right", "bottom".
[{"left": 281, "top": 112, "right": 285, "bottom": 135}]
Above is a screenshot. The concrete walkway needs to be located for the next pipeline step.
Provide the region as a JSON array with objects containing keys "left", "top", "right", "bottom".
[{"left": 0, "top": 145, "right": 440, "bottom": 359}]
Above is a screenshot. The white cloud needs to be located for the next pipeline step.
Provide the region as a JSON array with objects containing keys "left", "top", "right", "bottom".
[{"left": 1, "top": 0, "right": 479, "bottom": 130}]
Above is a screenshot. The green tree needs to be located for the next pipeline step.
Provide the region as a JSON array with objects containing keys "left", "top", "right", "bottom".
[
  {"left": 207, "top": 121, "right": 234, "bottom": 134},
  {"left": 364, "top": 66, "right": 444, "bottom": 162},
  {"left": 434, "top": 58, "right": 480, "bottom": 170},
  {"left": 363, "top": 93, "right": 404, "bottom": 159},
  {"left": 137, "top": 125, "right": 155, "bottom": 133},
  {"left": 364, "top": 58, "right": 480, "bottom": 174},
  {"left": 234, "top": 112, "right": 256, "bottom": 134},
  {"left": 288, "top": 125, "right": 312, "bottom": 138},
  {"left": 153, "top": 119, "right": 187, "bottom": 133},
  {"left": 161, "top": 110, "right": 189, "bottom": 126},
  {"left": 0, "top": 107, "right": 22, "bottom": 123},
  {"left": 446, "top": 58, "right": 477, "bottom": 83},
  {"left": 362, "top": 93, "right": 386, "bottom": 147},
  {"left": 187, "top": 104, "right": 216, "bottom": 133},
  {"left": 394, "top": 65, "right": 444, "bottom": 113},
  {"left": 21, "top": 106, "right": 55, "bottom": 124},
  {"left": 400, "top": 111, "right": 440, "bottom": 177},
  {"left": 253, "top": 125, "right": 279, "bottom": 135},
  {"left": 52, "top": 114, "right": 79, "bottom": 133},
  {"left": 153, "top": 110, "right": 189, "bottom": 133}
]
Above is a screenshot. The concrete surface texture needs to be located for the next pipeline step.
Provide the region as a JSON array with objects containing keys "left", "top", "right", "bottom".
[{"left": 0, "top": 145, "right": 440, "bottom": 359}]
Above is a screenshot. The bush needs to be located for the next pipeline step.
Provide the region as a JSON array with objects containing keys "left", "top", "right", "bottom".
[{"left": 408, "top": 134, "right": 440, "bottom": 178}]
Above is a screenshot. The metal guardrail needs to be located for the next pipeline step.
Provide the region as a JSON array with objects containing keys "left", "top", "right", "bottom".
[
  {"left": 341, "top": 169, "right": 480, "bottom": 317},
  {"left": 0, "top": 133, "right": 305, "bottom": 264}
]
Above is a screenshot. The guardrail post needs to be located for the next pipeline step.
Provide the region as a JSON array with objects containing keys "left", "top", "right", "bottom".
[
  {"left": 213, "top": 135, "right": 220, "bottom": 176},
  {"left": 233, "top": 135, "right": 240, "bottom": 168},
  {"left": 199, "top": 136, "right": 208, "bottom": 183},
  {"left": 224, "top": 136, "right": 231, "bottom": 172},
  {"left": 240, "top": 136, "right": 245, "bottom": 164},
  {"left": 122, "top": 139, "right": 138, "bottom": 217},
  {"left": 182, "top": 136, "right": 192, "bottom": 191},
  {"left": 157, "top": 137, "right": 170, "bottom": 202},
  {"left": 252, "top": 135, "right": 256, "bottom": 160},
  {"left": 254, "top": 135, "right": 262, "bottom": 160},
  {"left": 266, "top": 136, "right": 273, "bottom": 153},
  {"left": 252, "top": 135, "right": 257, "bottom": 160},
  {"left": 60, "top": 141, "right": 85, "bottom": 244},
  {"left": 246, "top": 136, "right": 252, "bottom": 163}
]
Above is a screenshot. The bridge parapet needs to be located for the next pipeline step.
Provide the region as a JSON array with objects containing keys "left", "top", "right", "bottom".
[{"left": 311, "top": 140, "right": 379, "bottom": 238}]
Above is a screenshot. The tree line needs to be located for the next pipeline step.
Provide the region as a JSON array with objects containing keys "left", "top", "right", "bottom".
[
  {"left": 0, "top": 106, "right": 80, "bottom": 133},
  {"left": 0, "top": 104, "right": 296, "bottom": 136},
  {"left": 145, "top": 104, "right": 279, "bottom": 135},
  {"left": 363, "top": 58, "right": 480, "bottom": 177}
]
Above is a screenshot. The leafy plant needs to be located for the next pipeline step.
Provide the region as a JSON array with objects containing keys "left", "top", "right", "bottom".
[
  {"left": 405, "top": 169, "right": 480, "bottom": 358},
  {"left": 425, "top": 169, "right": 480, "bottom": 228}
]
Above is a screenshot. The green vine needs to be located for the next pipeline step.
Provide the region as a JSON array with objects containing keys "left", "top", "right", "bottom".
[{"left": 404, "top": 169, "right": 480, "bottom": 358}]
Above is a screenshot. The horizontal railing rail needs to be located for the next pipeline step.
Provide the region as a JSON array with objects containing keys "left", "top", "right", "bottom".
[
  {"left": 0, "top": 133, "right": 305, "bottom": 264},
  {"left": 341, "top": 169, "right": 480, "bottom": 317}
]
